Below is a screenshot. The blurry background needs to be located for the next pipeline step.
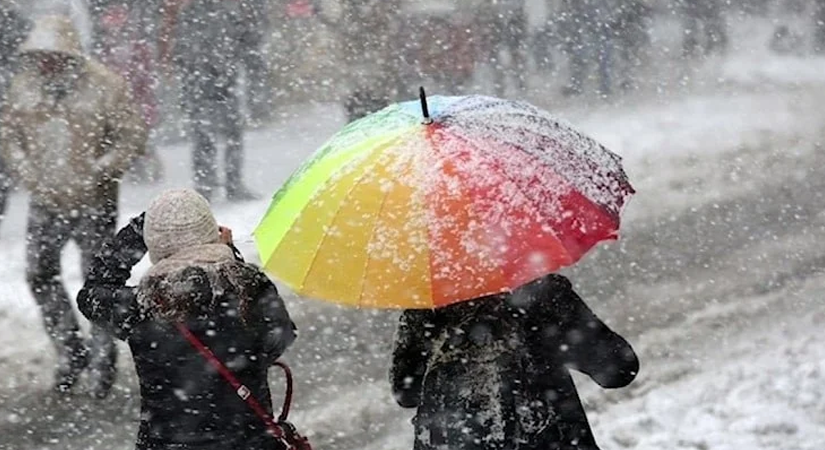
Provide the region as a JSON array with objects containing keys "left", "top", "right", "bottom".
[
  {"left": 1, "top": 1, "right": 825, "bottom": 449},
  {"left": 7, "top": 0, "right": 825, "bottom": 133}
]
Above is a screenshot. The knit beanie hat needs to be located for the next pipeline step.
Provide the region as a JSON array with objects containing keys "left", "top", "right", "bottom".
[{"left": 144, "top": 189, "right": 220, "bottom": 264}]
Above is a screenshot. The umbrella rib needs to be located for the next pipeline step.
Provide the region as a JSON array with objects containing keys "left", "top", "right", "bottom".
[
  {"left": 451, "top": 124, "right": 623, "bottom": 228},
  {"left": 296, "top": 180, "right": 361, "bottom": 293},
  {"left": 297, "top": 138, "right": 400, "bottom": 298},
  {"left": 446, "top": 129, "right": 575, "bottom": 265},
  {"left": 356, "top": 181, "right": 393, "bottom": 308}
]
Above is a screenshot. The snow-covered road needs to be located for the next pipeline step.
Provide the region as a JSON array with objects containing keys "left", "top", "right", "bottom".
[{"left": 2, "top": 35, "right": 825, "bottom": 450}]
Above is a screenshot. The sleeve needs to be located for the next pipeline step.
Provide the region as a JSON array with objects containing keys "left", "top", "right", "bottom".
[
  {"left": 390, "top": 309, "right": 437, "bottom": 408},
  {"left": 248, "top": 273, "right": 297, "bottom": 364},
  {"left": 96, "top": 77, "right": 147, "bottom": 179},
  {"left": 77, "top": 214, "right": 148, "bottom": 341},
  {"left": 0, "top": 97, "right": 36, "bottom": 189},
  {"left": 532, "top": 275, "right": 639, "bottom": 389}
]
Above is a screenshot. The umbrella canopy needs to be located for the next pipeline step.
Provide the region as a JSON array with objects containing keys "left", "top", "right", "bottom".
[{"left": 254, "top": 92, "right": 634, "bottom": 309}]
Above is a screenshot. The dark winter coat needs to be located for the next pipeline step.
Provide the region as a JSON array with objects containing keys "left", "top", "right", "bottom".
[
  {"left": 78, "top": 216, "right": 297, "bottom": 450},
  {"left": 390, "top": 274, "right": 638, "bottom": 450},
  {"left": 171, "top": 0, "right": 247, "bottom": 77}
]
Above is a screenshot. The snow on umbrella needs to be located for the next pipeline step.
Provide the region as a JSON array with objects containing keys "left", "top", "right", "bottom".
[{"left": 254, "top": 89, "right": 634, "bottom": 309}]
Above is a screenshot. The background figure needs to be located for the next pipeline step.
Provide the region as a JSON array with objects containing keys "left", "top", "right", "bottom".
[
  {"left": 815, "top": 0, "right": 825, "bottom": 53},
  {"left": 612, "top": 0, "right": 652, "bottom": 91},
  {"left": 338, "top": 0, "right": 404, "bottom": 121},
  {"left": 0, "top": 1, "right": 30, "bottom": 231},
  {"left": 680, "top": 0, "right": 728, "bottom": 57},
  {"left": 531, "top": 17, "right": 558, "bottom": 75},
  {"left": 161, "top": 0, "right": 259, "bottom": 201},
  {"left": 239, "top": 0, "right": 272, "bottom": 125},
  {"left": 391, "top": 275, "right": 638, "bottom": 450},
  {"left": 87, "top": 0, "right": 117, "bottom": 55},
  {"left": 769, "top": 24, "right": 806, "bottom": 55},
  {"left": 95, "top": 3, "right": 164, "bottom": 183},
  {"left": 0, "top": 15, "right": 146, "bottom": 397},
  {"left": 558, "top": 0, "right": 615, "bottom": 97},
  {"left": 483, "top": 0, "right": 528, "bottom": 96}
]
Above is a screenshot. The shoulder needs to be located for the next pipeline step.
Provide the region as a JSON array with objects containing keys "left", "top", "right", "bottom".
[
  {"left": 514, "top": 274, "right": 573, "bottom": 302},
  {"left": 224, "top": 260, "right": 279, "bottom": 298},
  {"left": 538, "top": 274, "right": 573, "bottom": 291},
  {"left": 84, "top": 59, "right": 129, "bottom": 92}
]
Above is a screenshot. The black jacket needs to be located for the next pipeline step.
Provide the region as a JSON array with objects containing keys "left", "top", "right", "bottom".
[
  {"left": 78, "top": 216, "right": 297, "bottom": 450},
  {"left": 390, "top": 274, "right": 638, "bottom": 450}
]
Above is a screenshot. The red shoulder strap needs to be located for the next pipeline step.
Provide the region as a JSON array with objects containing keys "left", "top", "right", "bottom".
[{"left": 174, "top": 323, "right": 288, "bottom": 440}]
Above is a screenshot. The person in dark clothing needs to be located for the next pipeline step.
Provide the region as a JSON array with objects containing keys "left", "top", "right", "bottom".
[
  {"left": 558, "top": 0, "right": 616, "bottom": 97},
  {"left": 680, "top": 0, "right": 728, "bottom": 57},
  {"left": 92, "top": 1, "right": 166, "bottom": 184},
  {"left": 160, "top": 0, "right": 260, "bottom": 201},
  {"left": 338, "top": 0, "right": 404, "bottom": 121},
  {"left": 612, "top": 0, "right": 652, "bottom": 91},
  {"left": 239, "top": 0, "right": 273, "bottom": 124},
  {"left": 391, "top": 274, "right": 638, "bottom": 450},
  {"left": 78, "top": 188, "right": 296, "bottom": 450},
  {"left": 815, "top": 0, "right": 825, "bottom": 54},
  {"left": 481, "top": 0, "right": 529, "bottom": 96},
  {"left": 0, "top": 2, "right": 29, "bottom": 230}
]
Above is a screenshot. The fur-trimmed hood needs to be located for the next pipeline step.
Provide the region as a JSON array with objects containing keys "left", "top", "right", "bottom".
[{"left": 137, "top": 244, "right": 263, "bottom": 322}]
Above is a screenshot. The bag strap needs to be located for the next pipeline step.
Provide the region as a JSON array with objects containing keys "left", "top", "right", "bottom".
[
  {"left": 272, "top": 361, "right": 293, "bottom": 421},
  {"left": 174, "top": 322, "right": 289, "bottom": 440}
]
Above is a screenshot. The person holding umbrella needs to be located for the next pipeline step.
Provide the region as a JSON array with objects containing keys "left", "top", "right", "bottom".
[
  {"left": 390, "top": 274, "right": 638, "bottom": 450},
  {"left": 252, "top": 90, "right": 639, "bottom": 450}
]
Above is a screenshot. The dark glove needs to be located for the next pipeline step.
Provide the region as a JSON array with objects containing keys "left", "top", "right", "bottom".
[
  {"left": 128, "top": 212, "right": 145, "bottom": 236},
  {"left": 113, "top": 213, "right": 148, "bottom": 263},
  {"left": 86, "top": 213, "right": 147, "bottom": 282}
]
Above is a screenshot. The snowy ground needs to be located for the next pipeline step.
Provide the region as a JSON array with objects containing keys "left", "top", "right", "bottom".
[{"left": 2, "top": 16, "right": 825, "bottom": 450}]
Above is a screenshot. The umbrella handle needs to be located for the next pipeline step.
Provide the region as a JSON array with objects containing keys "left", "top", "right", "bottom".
[{"left": 419, "top": 86, "right": 433, "bottom": 124}]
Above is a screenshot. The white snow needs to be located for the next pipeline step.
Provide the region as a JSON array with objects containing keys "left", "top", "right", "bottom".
[
  {"left": 2, "top": 14, "right": 825, "bottom": 450},
  {"left": 588, "top": 277, "right": 825, "bottom": 450}
]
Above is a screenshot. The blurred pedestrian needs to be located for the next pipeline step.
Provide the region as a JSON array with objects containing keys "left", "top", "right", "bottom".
[
  {"left": 769, "top": 24, "right": 806, "bottom": 55},
  {"left": 0, "top": 15, "right": 146, "bottom": 396},
  {"left": 160, "top": 0, "right": 260, "bottom": 201},
  {"left": 240, "top": 0, "right": 273, "bottom": 125},
  {"left": 482, "top": 0, "right": 529, "bottom": 96},
  {"left": 338, "top": 0, "right": 404, "bottom": 121},
  {"left": 815, "top": 0, "right": 825, "bottom": 54},
  {"left": 558, "top": 0, "right": 615, "bottom": 97},
  {"left": 96, "top": 3, "right": 164, "bottom": 183},
  {"left": 78, "top": 189, "right": 296, "bottom": 450},
  {"left": 680, "top": 0, "right": 728, "bottom": 57},
  {"left": 0, "top": 0, "right": 29, "bottom": 231},
  {"left": 612, "top": 0, "right": 652, "bottom": 91},
  {"left": 391, "top": 274, "right": 639, "bottom": 450}
]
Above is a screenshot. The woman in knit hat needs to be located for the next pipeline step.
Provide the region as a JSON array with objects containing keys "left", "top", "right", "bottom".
[{"left": 78, "top": 188, "right": 296, "bottom": 450}]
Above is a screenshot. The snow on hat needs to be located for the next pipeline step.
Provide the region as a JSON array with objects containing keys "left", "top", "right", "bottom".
[{"left": 144, "top": 189, "right": 220, "bottom": 264}]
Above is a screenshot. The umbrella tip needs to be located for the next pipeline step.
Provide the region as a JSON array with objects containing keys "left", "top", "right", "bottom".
[{"left": 419, "top": 86, "right": 433, "bottom": 125}]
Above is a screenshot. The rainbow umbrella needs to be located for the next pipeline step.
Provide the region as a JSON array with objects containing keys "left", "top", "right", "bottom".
[{"left": 254, "top": 90, "right": 634, "bottom": 309}]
